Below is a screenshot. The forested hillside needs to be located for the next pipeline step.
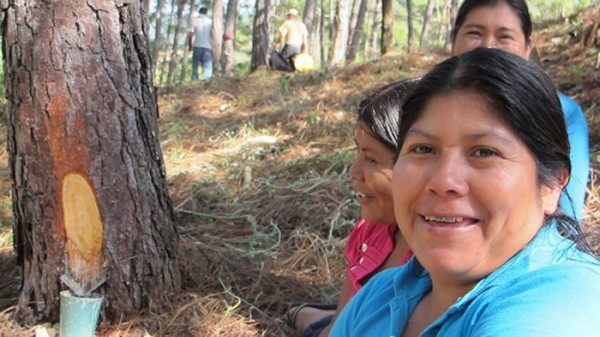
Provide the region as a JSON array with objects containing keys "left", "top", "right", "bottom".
[{"left": 0, "top": 4, "right": 598, "bottom": 337}]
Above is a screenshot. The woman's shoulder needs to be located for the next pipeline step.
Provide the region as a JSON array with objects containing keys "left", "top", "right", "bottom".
[{"left": 465, "top": 260, "right": 600, "bottom": 336}]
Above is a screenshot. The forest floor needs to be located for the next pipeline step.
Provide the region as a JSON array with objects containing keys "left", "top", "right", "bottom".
[{"left": 0, "top": 7, "right": 599, "bottom": 337}]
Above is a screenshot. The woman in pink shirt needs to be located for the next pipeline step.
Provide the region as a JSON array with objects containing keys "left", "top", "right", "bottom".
[{"left": 286, "top": 79, "right": 417, "bottom": 337}]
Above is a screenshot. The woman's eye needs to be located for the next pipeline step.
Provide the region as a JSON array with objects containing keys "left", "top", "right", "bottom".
[
  {"left": 473, "top": 147, "right": 497, "bottom": 157},
  {"left": 365, "top": 156, "right": 377, "bottom": 164},
  {"left": 411, "top": 145, "right": 433, "bottom": 154},
  {"left": 466, "top": 30, "right": 481, "bottom": 37}
]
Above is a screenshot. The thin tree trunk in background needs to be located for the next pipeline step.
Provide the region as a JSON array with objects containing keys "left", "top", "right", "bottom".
[
  {"left": 221, "top": 0, "right": 239, "bottom": 75},
  {"left": 406, "top": 0, "right": 414, "bottom": 52},
  {"left": 303, "top": 0, "right": 317, "bottom": 45},
  {"left": 159, "top": 0, "right": 176, "bottom": 85},
  {"left": 179, "top": 0, "right": 196, "bottom": 84},
  {"left": 212, "top": 0, "right": 224, "bottom": 74},
  {"left": 435, "top": 0, "right": 443, "bottom": 44},
  {"left": 250, "top": 0, "right": 270, "bottom": 71},
  {"left": 444, "top": 0, "right": 458, "bottom": 50},
  {"left": 329, "top": 0, "right": 335, "bottom": 40},
  {"left": 419, "top": 0, "right": 435, "bottom": 49},
  {"left": 367, "top": 0, "right": 381, "bottom": 60},
  {"left": 152, "top": 0, "right": 165, "bottom": 69},
  {"left": 330, "top": 0, "right": 351, "bottom": 67},
  {"left": 320, "top": 0, "right": 327, "bottom": 67},
  {"left": 347, "top": 0, "right": 361, "bottom": 53},
  {"left": 346, "top": 0, "right": 369, "bottom": 62},
  {"left": 4, "top": 0, "right": 180, "bottom": 322},
  {"left": 166, "top": 0, "right": 186, "bottom": 87},
  {"left": 381, "top": 0, "right": 393, "bottom": 55}
]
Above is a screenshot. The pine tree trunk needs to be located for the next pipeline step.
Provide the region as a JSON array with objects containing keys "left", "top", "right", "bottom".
[
  {"left": 152, "top": 0, "right": 165, "bottom": 68},
  {"left": 381, "top": 0, "right": 393, "bottom": 55},
  {"left": 251, "top": 0, "right": 270, "bottom": 71},
  {"left": 159, "top": 0, "right": 176, "bottom": 85},
  {"left": 3, "top": 0, "right": 180, "bottom": 323},
  {"left": 419, "top": 0, "right": 435, "bottom": 49},
  {"left": 444, "top": 0, "right": 458, "bottom": 50},
  {"left": 320, "top": 0, "right": 328, "bottom": 67},
  {"left": 221, "top": 0, "right": 240, "bottom": 75},
  {"left": 406, "top": 0, "right": 414, "bottom": 52},
  {"left": 179, "top": 0, "right": 196, "bottom": 84},
  {"left": 212, "top": 0, "right": 224, "bottom": 74},
  {"left": 346, "top": 0, "right": 369, "bottom": 62},
  {"left": 330, "top": 0, "right": 351, "bottom": 67},
  {"left": 347, "top": 0, "right": 361, "bottom": 53},
  {"left": 166, "top": 0, "right": 187, "bottom": 86},
  {"left": 303, "top": 0, "right": 317, "bottom": 43},
  {"left": 367, "top": 0, "right": 381, "bottom": 60}
]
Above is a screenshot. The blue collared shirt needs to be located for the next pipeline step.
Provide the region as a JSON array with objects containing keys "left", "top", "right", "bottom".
[{"left": 330, "top": 224, "right": 600, "bottom": 337}]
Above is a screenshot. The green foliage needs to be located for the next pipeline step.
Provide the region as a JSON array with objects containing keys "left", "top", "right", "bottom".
[
  {"left": 567, "top": 64, "right": 584, "bottom": 77},
  {"left": 528, "top": 0, "right": 596, "bottom": 20}
]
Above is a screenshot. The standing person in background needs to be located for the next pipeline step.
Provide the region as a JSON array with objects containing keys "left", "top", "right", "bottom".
[
  {"left": 272, "top": 8, "right": 308, "bottom": 72},
  {"left": 188, "top": 7, "right": 213, "bottom": 80},
  {"left": 449, "top": 0, "right": 590, "bottom": 221}
]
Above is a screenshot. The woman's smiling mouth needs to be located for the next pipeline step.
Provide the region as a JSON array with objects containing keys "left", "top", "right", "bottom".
[
  {"left": 421, "top": 214, "right": 478, "bottom": 229},
  {"left": 355, "top": 191, "right": 372, "bottom": 200}
]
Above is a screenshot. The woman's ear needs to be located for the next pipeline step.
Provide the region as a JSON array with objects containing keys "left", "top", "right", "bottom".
[{"left": 541, "top": 169, "right": 570, "bottom": 215}]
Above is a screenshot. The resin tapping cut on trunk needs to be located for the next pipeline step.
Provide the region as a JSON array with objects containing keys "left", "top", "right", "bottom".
[{"left": 62, "top": 172, "right": 106, "bottom": 296}]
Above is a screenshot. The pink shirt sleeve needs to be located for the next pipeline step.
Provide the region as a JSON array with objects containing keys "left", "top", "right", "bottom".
[{"left": 345, "top": 219, "right": 412, "bottom": 297}]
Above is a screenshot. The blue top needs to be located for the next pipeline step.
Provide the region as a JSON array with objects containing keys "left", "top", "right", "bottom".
[
  {"left": 330, "top": 224, "right": 600, "bottom": 337},
  {"left": 558, "top": 92, "right": 589, "bottom": 221}
]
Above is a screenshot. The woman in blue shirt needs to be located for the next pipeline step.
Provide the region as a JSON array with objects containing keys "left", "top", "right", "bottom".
[{"left": 330, "top": 48, "right": 600, "bottom": 337}]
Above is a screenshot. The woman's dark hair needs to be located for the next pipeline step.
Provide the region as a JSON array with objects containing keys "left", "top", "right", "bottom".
[
  {"left": 357, "top": 78, "right": 419, "bottom": 156},
  {"left": 398, "top": 48, "right": 597, "bottom": 257},
  {"left": 451, "top": 0, "right": 533, "bottom": 43}
]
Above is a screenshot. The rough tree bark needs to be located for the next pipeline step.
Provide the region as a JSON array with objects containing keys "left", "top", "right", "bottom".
[
  {"left": 250, "top": 0, "right": 270, "bottom": 71},
  {"left": 3, "top": 0, "right": 180, "bottom": 323}
]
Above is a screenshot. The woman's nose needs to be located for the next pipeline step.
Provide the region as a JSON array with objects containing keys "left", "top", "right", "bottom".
[
  {"left": 348, "top": 159, "right": 363, "bottom": 181},
  {"left": 425, "top": 154, "right": 468, "bottom": 197},
  {"left": 481, "top": 35, "right": 498, "bottom": 49}
]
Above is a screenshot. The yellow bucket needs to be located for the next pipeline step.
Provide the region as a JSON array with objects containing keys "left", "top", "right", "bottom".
[{"left": 294, "top": 53, "right": 315, "bottom": 72}]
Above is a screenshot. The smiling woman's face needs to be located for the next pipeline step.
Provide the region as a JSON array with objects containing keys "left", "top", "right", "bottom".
[
  {"left": 452, "top": 2, "right": 532, "bottom": 58},
  {"left": 349, "top": 124, "right": 397, "bottom": 225},
  {"left": 392, "top": 91, "right": 562, "bottom": 284}
]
